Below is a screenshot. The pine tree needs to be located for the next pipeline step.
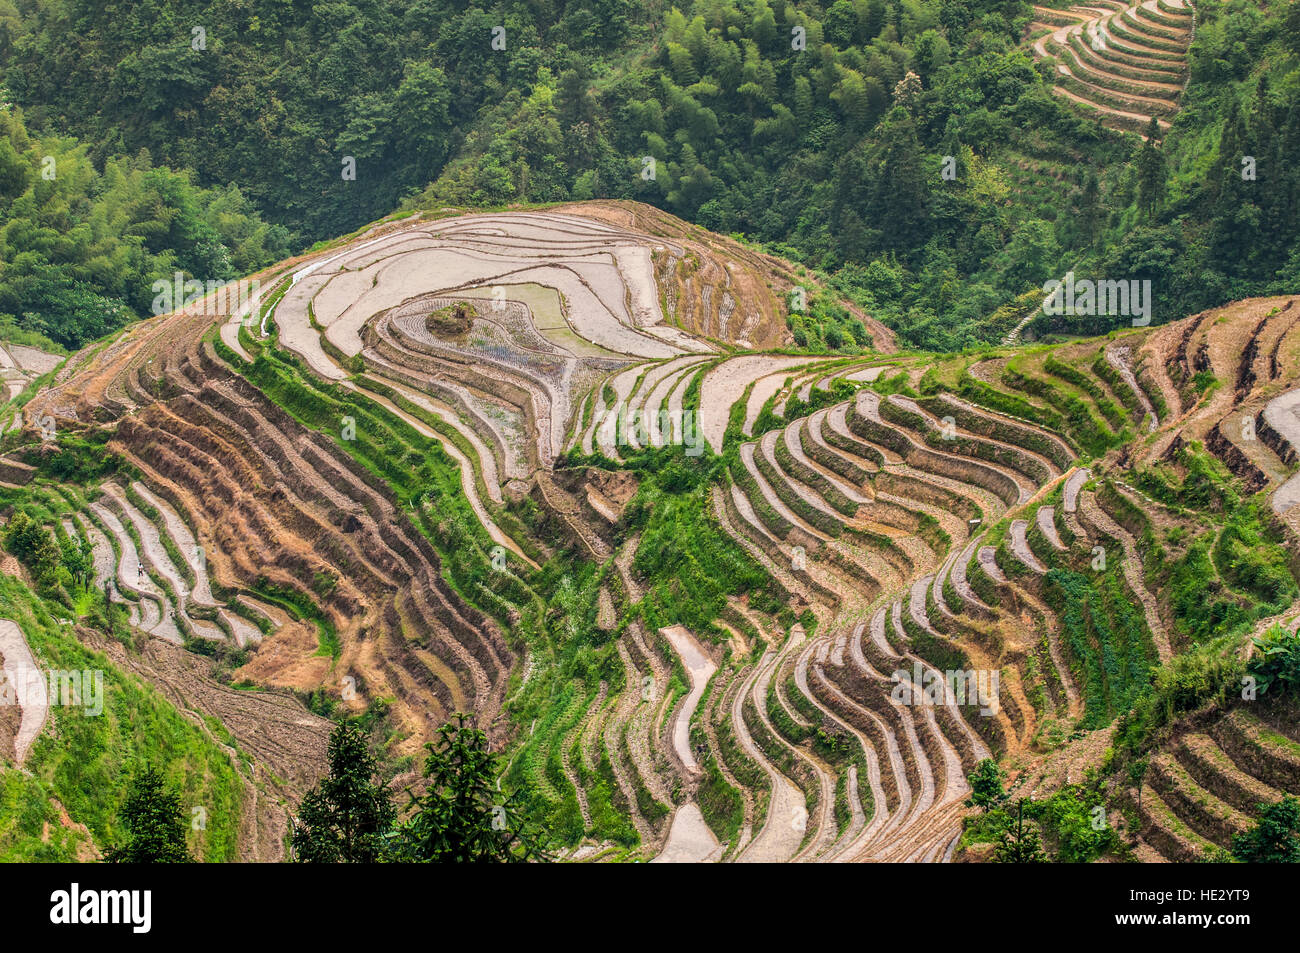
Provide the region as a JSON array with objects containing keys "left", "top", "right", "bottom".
[
  {"left": 863, "top": 0, "right": 887, "bottom": 41},
  {"left": 1285, "top": 0, "right": 1300, "bottom": 56},
  {"left": 965, "top": 758, "right": 1008, "bottom": 812},
  {"left": 1208, "top": 100, "right": 1262, "bottom": 277},
  {"left": 1079, "top": 171, "right": 1103, "bottom": 248},
  {"left": 389, "top": 714, "right": 551, "bottom": 863},
  {"left": 1136, "top": 118, "right": 1166, "bottom": 220},
  {"left": 106, "top": 766, "right": 192, "bottom": 863},
  {"left": 995, "top": 799, "right": 1048, "bottom": 863},
  {"left": 871, "top": 111, "right": 930, "bottom": 255},
  {"left": 292, "top": 723, "right": 395, "bottom": 863}
]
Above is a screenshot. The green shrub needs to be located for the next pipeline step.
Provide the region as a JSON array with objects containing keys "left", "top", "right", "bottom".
[{"left": 1250, "top": 625, "right": 1300, "bottom": 696}]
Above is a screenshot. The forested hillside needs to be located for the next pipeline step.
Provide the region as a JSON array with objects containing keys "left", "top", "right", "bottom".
[
  {"left": 3, "top": 0, "right": 1300, "bottom": 352},
  {"left": 0, "top": 105, "right": 290, "bottom": 350}
]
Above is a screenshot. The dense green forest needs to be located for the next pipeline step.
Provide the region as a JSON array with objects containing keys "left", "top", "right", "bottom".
[
  {"left": 2, "top": 0, "right": 1299, "bottom": 351},
  {"left": 0, "top": 105, "right": 290, "bottom": 350}
]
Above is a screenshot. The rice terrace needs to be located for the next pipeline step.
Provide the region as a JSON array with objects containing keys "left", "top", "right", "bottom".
[{"left": 0, "top": 0, "right": 1299, "bottom": 890}]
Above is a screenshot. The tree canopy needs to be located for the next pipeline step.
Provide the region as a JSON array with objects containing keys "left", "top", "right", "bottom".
[
  {"left": 291, "top": 723, "right": 396, "bottom": 863},
  {"left": 292, "top": 716, "right": 550, "bottom": 863},
  {"left": 4, "top": 0, "right": 1300, "bottom": 351},
  {"left": 105, "top": 765, "right": 193, "bottom": 863}
]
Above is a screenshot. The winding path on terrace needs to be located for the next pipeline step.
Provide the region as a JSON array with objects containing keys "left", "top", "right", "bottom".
[
  {"left": 1078, "top": 491, "right": 1171, "bottom": 662},
  {"left": 131, "top": 481, "right": 219, "bottom": 606},
  {"left": 1263, "top": 388, "right": 1300, "bottom": 522},
  {"left": 699, "top": 355, "right": 824, "bottom": 453},
  {"left": 744, "top": 363, "right": 822, "bottom": 438},
  {"left": 339, "top": 379, "right": 538, "bottom": 569},
  {"left": 660, "top": 625, "right": 715, "bottom": 773},
  {"left": 0, "top": 619, "right": 48, "bottom": 765},
  {"left": 82, "top": 523, "right": 136, "bottom": 627},
  {"left": 1009, "top": 520, "right": 1046, "bottom": 573},
  {"left": 734, "top": 647, "right": 808, "bottom": 863},
  {"left": 978, "top": 545, "right": 1008, "bottom": 584},
  {"left": 1037, "top": 506, "right": 1068, "bottom": 550},
  {"left": 951, "top": 533, "right": 996, "bottom": 609},
  {"left": 1063, "top": 467, "right": 1090, "bottom": 518},
  {"left": 220, "top": 263, "right": 294, "bottom": 362},
  {"left": 101, "top": 483, "right": 226, "bottom": 643},
  {"left": 1107, "top": 344, "right": 1159, "bottom": 433},
  {"left": 652, "top": 625, "right": 724, "bottom": 863},
  {"left": 89, "top": 501, "right": 172, "bottom": 639}
]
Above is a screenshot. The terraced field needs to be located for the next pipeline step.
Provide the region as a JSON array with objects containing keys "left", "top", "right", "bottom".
[
  {"left": 0, "top": 342, "right": 63, "bottom": 436},
  {"left": 1028, "top": 0, "right": 1194, "bottom": 134},
  {"left": 5, "top": 200, "right": 1299, "bottom": 862},
  {"left": 1138, "top": 706, "right": 1300, "bottom": 861}
]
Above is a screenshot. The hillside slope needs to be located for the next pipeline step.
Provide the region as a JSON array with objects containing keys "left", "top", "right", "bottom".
[{"left": 3, "top": 202, "right": 1296, "bottom": 862}]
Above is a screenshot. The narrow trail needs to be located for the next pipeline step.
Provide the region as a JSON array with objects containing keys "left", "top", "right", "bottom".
[
  {"left": 1107, "top": 344, "right": 1158, "bottom": 431},
  {"left": 1037, "top": 506, "right": 1067, "bottom": 551},
  {"left": 102, "top": 483, "right": 191, "bottom": 616},
  {"left": 660, "top": 625, "right": 716, "bottom": 773},
  {"left": 734, "top": 648, "right": 807, "bottom": 863},
  {"left": 80, "top": 517, "right": 125, "bottom": 598},
  {"left": 130, "top": 481, "right": 218, "bottom": 606},
  {"left": 650, "top": 624, "right": 733, "bottom": 863},
  {"left": 978, "top": 546, "right": 1007, "bottom": 584},
  {"left": 949, "top": 534, "right": 994, "bottom": 612},
  {"left": 0, "top": 618, "right": 49, "bottom": 765},
  {"left": 1062, "top": 466, "right": 1091, "bottom": 539},
  {"left": 89, "top": 502, "right": 169, "bottom": 637},
  {"left": 1263, "top": 388, "right": 1300, "bottom": 521},
  {"left": 560, "top": 691, "right": 595, "bottom": 831},
  {"left": 1078, "top": 491, "right": 1172, "bottom": 662},
  {"left": 1009, "top": 519, "right": 1047, "bottom": 573},
  {"left": 341, "top": 378, "right": 538, "bottom": 569}
]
